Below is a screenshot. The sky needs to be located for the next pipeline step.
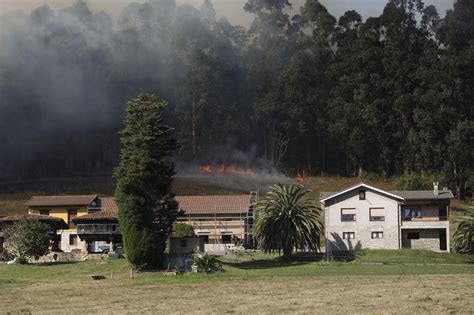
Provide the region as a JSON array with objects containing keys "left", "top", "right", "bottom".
[{"left": 0, "top": 0, "right": 454, "bottom": 26}]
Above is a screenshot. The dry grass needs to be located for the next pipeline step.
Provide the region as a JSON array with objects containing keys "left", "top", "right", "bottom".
[{"left": 1, "top": 273, "right": 473, "bottom": 314}]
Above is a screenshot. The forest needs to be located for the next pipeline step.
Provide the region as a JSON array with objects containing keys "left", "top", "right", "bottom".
[{"left": 0, "top": 0, "right": 472, "bottom": 197}]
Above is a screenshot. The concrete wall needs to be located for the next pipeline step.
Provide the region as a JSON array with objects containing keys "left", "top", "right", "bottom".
[
  {"left": 324, "top": 189, "right": 400, "bottom": 251},
  {"left": 29, "top": 206, "right": 89, "bottom": 253},
  {"left": 58, "top": 230, "right": 85, "bottom": 253},
  {"left": 169, "top": 237, "right": 200, "bottom": 255}
]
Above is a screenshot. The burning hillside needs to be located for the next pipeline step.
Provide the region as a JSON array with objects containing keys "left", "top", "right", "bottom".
[
  {"left": 199, "top": 164, "right": 255, "bottom": 176},
  {"left": 175, "top": 162, "right": 298, "bottom": 192}
]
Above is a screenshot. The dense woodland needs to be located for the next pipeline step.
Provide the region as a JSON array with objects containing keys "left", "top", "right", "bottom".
[{"left": 0, "top": 0, "right": 472, "bottom": 197}]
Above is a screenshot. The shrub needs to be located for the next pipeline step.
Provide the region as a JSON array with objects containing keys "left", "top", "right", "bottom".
[
  {"left": 4, "top": 219, "right": 50, "bottom": 263},
  {"left": 171, "top": 223, "right": 195, "bottom": 238},
  {"left": 453, "top": 204, "right": 474, "bottom": 254},
  {"left": 192, "top": 254, "right": 223, "bottom": 273}
]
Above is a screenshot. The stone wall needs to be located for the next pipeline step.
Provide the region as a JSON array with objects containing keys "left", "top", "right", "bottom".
[
  {"left": 401, "top": 229, "right": 444, "bottom": 251},
  {"left": 326, "top": 225, "right": 399, "bottom": 251}
]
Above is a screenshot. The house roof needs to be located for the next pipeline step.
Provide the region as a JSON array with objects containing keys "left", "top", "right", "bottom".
[
  {"left": 25, "top": 195, "right": 97, "bottom": 207},
  {"left": 0, "top": 214, "right": 69, "bottom": 229},
  {"left": 176, "top": 195, "right": 250, "bottom": 214},
  {"left": 391, "top": 190, "right": 454, "bottom": 200},
  {"left": 320, "top": 183, "right": 404, "bottom": 202},
  {"left": 99, "top": 197, "right": 117, "bottom": 211},
  {"left": 72, "top": 194, "right": 251, "bottom": 221},
  {"left": 320, "top": 183, "right": 454, "bottom": 202},
  {"left": 73, "top": 209, "right": 118, "bottom": 223}
]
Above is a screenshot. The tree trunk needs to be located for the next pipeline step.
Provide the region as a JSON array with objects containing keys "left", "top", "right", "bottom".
[{"left": 282, "top": 244, "right": 292, "bottom": 260}]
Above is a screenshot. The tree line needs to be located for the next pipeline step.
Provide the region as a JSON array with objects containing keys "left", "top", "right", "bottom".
[{"left": 0, "top": 0, "right": 472, "bottom": 197}]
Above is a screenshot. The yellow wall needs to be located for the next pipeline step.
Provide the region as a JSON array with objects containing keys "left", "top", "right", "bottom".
[{"left": 28, "top": 206, "right": 88, "bottom": 231}]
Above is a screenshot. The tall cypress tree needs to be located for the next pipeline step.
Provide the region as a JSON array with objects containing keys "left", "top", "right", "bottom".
[{"left": 114, "top": 93, "right": 179, "bottom": 270}]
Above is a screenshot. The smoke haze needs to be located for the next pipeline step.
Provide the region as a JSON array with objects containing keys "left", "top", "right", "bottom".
[
  {"left": 0, "top": 0, "right": 456, "bottom": 180},
  {"left": 1, "top": 0, "right": 452, "bottom": 25}
]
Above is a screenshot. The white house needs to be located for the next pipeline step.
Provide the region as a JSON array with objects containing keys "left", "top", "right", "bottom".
[{"left": 320, "top": 183, "right": 453, "bottom": 252}]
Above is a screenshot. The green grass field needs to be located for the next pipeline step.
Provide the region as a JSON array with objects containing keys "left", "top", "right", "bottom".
[{"left": 1, "top": 250, "right": 473, "bottom": 313}]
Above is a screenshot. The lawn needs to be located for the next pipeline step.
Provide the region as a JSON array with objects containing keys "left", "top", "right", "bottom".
[{"left": 1, "top": 250, "right": 473, "bottom": 314}]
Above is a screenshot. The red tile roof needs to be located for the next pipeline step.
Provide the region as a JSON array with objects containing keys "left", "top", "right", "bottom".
[
  {"left": 73, "top": 209, "right": 118, "bottom": 222},
  {"left": 176, "top": 195, "right": 250, "bottom": 214},
  {"left": 53, "top": 194, "right": 251, "bottom": 223},
  {"left": 99, "top": 197, "right": 117, "bottom": 211},
  {"left": 25, "top": 195, "right": 97, "bottom": 207}
]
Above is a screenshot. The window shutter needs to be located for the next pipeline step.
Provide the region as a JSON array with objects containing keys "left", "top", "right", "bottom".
[{"left": 370, "top": 208, "right": 385, "bottom": 216}]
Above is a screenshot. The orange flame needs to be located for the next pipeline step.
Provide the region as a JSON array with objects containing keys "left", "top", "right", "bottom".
[
  {"left": 200, "top": 164, "right": 255, "bottom": 176},
  {"left": 295, "top": 172, "right": 304, "bottom": 183},
  {"left": 200, "top": 165, "right": 212, "bottom": 173},
  {"left": 218, "top": 164, "right": 225, "bottom": 173}
]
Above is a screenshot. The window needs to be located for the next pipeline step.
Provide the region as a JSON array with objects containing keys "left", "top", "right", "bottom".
[
  {"left": 69, "top": 235, "right": 78, "bottom": 246},
  {"left": 404, "top": 208, "right": 422, "bottom": 219},
  {"left": 68, "top": 209, "right": 77, "bottom": 228},
  {"left": 222, "top": 234, "right": 232, "bottom": 243},
  {"left": 180, "top": 239, "right": 187, "bottom": 248},
  {"left": 407, "top": 232, "right": 420, "bottom": 240},
  {"left": 341, "top": 208, "right": 356, "bottom": 221},
  {"left": 371, "top": 231, "right": 383, "bottom": 239},
  {"left": 370, "top": 208, "right": 385, "bottom": 221},
  {"left": 342, "top": 232, "right": 355, "bottom": 240},
  {"left": 39, "top": 209, "right": 50, "bottom": 216},
  {"left": 359, "top": 190, "right": 366, "bottom": 200}
]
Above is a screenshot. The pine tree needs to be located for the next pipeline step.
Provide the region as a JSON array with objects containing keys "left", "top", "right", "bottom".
[{"left": 114, "top": 93, "right": 179, "bottom": 270}]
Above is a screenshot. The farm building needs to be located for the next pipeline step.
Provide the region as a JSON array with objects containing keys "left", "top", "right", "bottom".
[{"left": 21, "top": 193, "right": 256, "bottom": 254}]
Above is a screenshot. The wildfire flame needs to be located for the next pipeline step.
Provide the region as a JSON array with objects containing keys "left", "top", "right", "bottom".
[
  {"left": 200, "top": 165, "right": 212, "bottom": 173},
  {"left": 295, "top": 172, "right": 304, "bottom": 183},
  {"left": 200, "top": 164, "right": 255, "bottom": 176}
]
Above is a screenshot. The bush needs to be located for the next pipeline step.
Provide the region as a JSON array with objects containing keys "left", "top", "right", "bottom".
[
  {"left": 192, "top": 254, "right": 223, "bottom": 274},
  {"left": 4, "top": 219, "right": 51, "bottom": 263},
  {"left": 171, "top": 223, "right": 195, "bottom": 238}
]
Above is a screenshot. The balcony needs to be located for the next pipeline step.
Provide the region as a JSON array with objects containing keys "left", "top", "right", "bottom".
[
  {"left": 77, "top": 224, "right": 121, "bottom": 235},
  {"left": 401, "top": 218, "right": 448, "bottom": 229}
]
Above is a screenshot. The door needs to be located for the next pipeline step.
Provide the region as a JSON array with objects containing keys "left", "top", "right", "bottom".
[{"left": 439, "top": 230, "right": 447, "bottom": 251}]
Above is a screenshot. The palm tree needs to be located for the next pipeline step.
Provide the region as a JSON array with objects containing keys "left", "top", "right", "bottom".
[
  {"left": 254, "top": 183, "right": 323, "bottom": 260},
  {"left": 453, "top": 204, "right": 474, "bottom": 254}
]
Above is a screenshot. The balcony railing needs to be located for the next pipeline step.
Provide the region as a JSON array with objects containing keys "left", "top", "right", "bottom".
[
  {"left": 77, "top": 224, "right": 121, "bottom": 235},
  {"left": 402, "top": 216, "right": 448, "bottom": 221}
]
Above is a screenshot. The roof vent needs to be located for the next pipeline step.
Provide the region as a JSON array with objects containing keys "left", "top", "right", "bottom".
[{"left": 433, "top": 182, "right": 439, "bottom": 196}]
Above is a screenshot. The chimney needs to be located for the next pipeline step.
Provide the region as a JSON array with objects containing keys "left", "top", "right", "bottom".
[{"left": 433, "top": 182, "right": 439, "bottom": 196}]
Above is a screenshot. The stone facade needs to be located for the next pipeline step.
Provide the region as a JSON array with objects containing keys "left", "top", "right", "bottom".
[
  {"left": 401, "top": 229, "right": 446, "bottom": 251},
  {"left": 324, "top": 189, "right": 401, "bottom": 251},
  {"left": 322, "top": 184, "right": 451, "bottom": 252}
]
